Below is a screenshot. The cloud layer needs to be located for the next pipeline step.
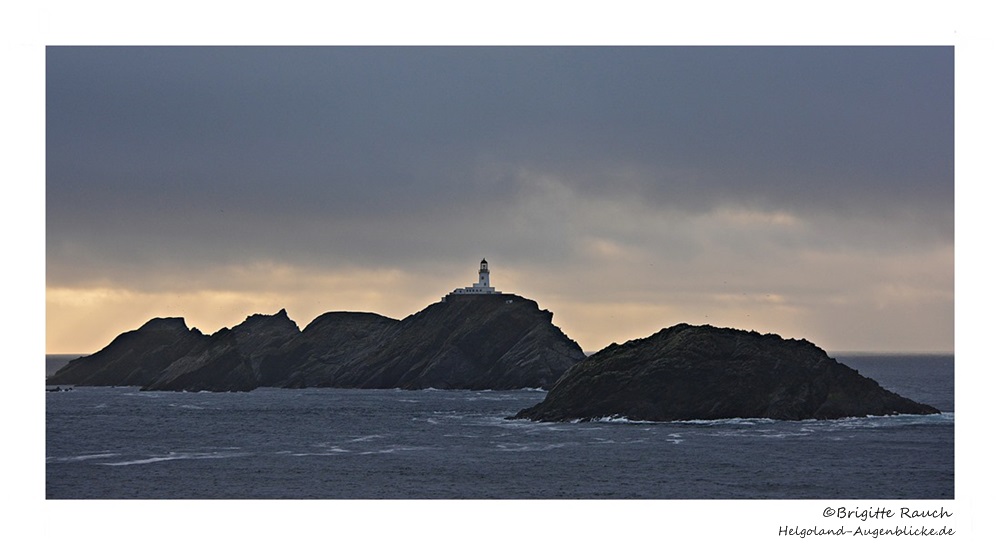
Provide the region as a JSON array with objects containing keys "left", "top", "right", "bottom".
[{"left": 46, "top": 46, "right": 953, "bottom": 353}]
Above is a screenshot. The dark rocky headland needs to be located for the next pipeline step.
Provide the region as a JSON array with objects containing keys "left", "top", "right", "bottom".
[
  {"left": 47, "top": 294, "right": 586, "bottom": 392},
  {"left": 514, "top": 323, "right": 940, "bottom": 422}
]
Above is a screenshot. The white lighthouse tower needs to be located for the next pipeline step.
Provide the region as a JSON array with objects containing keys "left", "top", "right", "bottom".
[{"left": 476, "top": 258, "right": 490, "bottom": 289}]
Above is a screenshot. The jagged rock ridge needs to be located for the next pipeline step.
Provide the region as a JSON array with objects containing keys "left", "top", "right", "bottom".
[
  {"left": 514, "top": 323, "right": 940, "bottom": 422},
  {"left": 48, "top": 318, "right": 209, "bottom": 387},
  {"left": 143, "top": 309, "right": 301, "bottom": 392},
  {"left": 47, "top": 295, "right": 586, "bottom": 392}
]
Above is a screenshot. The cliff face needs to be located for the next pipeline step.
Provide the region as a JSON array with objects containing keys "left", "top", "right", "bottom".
[
  {"left": 262, "top": 311, "right": 401, "bottom": 388},
  {"left": 515, "top": 323, "right": 940, "bottom": 422},
  {"left": 143, "top": 310, "right": 300, "bottom": 392},
  {"left": 47, "top": 295, "right": 586, "bottom": 392},
  {"left": 47, "top": 318, "right": 208, "bottom": 386},
  {"left": 333, "top": 294, "right": 584, "bottom": 390}
]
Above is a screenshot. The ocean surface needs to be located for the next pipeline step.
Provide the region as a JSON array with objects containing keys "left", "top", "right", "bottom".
[{"left": 45, "top": 354, "right": 953, "bottom": 499}]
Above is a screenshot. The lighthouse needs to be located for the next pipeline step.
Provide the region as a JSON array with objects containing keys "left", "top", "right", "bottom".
[
  {"left": 446, "top": 258, "right": 502, "bottom": 298},
  {"left": 476, "top": 258, "right": 490, "bottom": 289}
]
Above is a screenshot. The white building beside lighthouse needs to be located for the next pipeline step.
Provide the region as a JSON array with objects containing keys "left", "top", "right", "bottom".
[{"left": 447, "top": 258, "right": 502, "bottom": 297}]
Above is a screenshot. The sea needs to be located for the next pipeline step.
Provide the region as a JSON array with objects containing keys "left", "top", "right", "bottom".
[{"left": 45, "top": 354, "right": 953, "bottom": 500}]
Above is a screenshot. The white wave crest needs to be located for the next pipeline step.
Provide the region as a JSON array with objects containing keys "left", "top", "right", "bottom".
[
  {"left": 100, "top": 451, "right": 247, "bottom": 466},
  {"left": 290, "top": 448, "right": 350, "bottom": 457},
  {"left": 49, "top": 453, "right": 120, "bottom": 462},
  {"left": 346, "top": 434, "right": 383, "bottom": 443},
  {"left": 495, "top": 442, "right": 568, "bottom": 452}
]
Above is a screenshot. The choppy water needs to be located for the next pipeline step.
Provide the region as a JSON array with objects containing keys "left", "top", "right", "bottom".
[{"left": 45, "top": 354, "right": 953, "bottom": 499}]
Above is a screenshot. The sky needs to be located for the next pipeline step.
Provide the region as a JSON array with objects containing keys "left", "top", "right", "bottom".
[{"left": 44, "top": 45, "right": 954, "bottom": 354}]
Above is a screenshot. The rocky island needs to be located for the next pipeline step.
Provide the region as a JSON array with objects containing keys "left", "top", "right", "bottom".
[
  {"left": 47, "top": 295, "right": 586, "bottom": 392},
  {"left": 514, "top": 323, "right": 940, "bottom": 422}
]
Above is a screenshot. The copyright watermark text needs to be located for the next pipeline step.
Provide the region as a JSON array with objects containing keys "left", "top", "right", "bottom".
[{"left": 778, "top": 506, "right": 955, "bottom": 538}]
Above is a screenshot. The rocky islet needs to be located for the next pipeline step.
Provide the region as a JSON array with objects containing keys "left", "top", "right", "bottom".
[{"left": 514, "top": 323, "right": 940, "bottom": 422}]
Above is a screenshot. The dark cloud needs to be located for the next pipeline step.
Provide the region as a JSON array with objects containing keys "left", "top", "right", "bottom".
[{"left": 47, "top": 46, "right": 953, "bottom": 286}]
